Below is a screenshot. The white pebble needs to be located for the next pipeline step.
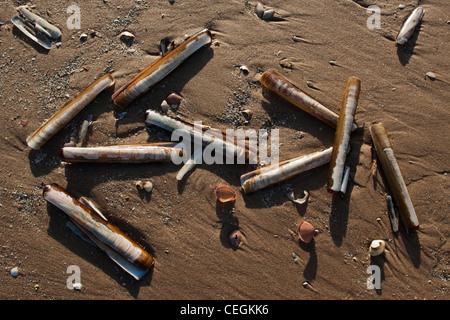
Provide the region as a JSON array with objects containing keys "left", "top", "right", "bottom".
[
  {"left": 426, "top": 72, "right": 437, "bottom": 80},
  {"left": 73, "top": 282, "right": 83, "bottom": 290},
  {"left": 11, "top": 267, "right": 19, "bottom": 277}
]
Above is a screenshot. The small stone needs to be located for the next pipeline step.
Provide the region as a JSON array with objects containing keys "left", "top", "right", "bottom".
[
  {"left": 398, "top": 4, "right": 405, "bottom": 9},
  {"left": 262, "top": 9, "right": 275, "bottom": 21},
  {"left": 79, "top": 33, "right": 88, "bottom": 42},
  {"left": 426, "top": 72, "right": 436, "bottom": 80},
  {"left": 143, "top": 181, "right": 153, "bottom": 192},
  {"left": 11, "top": 267, "right": 19, "bottom": 277},
  {"left": 160, "top": 100, "right": 170, "bottom": 113},
  {"left": 255, "top": 3, "right": 264, "bottom": 18},
  {"left": 34, "top": 284, "right": 40, "bottom": 291},
  {"left": 166, "top": 93, "right": 183, "bottom": 106},
  {"left": 239, "top": 65, "right": 249, "bottom": 75},
  {"left": 73, "top": 282, "right": 82, "bottom": 290},
  {"left": 119, "top": 31, "right": 135, "bottom": 44},
  {"left": 293, "top": 258, "right": 299, "bottom": 264},
  {"left": 302, "top": 281, "right": 309, "bottom": 288}
]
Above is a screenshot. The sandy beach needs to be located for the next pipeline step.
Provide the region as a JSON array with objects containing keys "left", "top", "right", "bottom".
[{"left": 0, "top": 0, "right": 448, "bottom": 301}]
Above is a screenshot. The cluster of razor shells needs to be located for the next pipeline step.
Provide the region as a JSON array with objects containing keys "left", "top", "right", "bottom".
[
  {"left": 28, "top": 28, "right": 215, "bottom": 279},
  {"left": 25, "top": 3, "right": 424, "bottom": 280}
]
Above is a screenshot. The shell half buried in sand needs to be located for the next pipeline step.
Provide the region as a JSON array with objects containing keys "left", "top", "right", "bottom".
[
  {"left": 42, "top": 183, "right": 154, "bottom": 280},
  {"left": 112, "top": 29, "right": 212, "bottom": 109},
  {"left": 26, "top": 74, "right": 115, "bottom": 150}
]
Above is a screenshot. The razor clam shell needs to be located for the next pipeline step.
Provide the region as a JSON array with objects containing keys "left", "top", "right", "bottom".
[
  {"left": 259, "top": 70, "right": 357, "bottom": 132},
  {"left": 240, "top": 147, "right": 332, "bottom": 194},
  {"left": 18, "top": 6, "right": 62, "bottom": 39},
  {"left": 112, "top": 29, "right": 212, "bottom": 109},
  {"left": 43, "top": 184, "right": 154, "bottom": 270},
  {"left": 145, "top": 110, "right": 255, "bottom": 161},
  {"left": 396, "top": 7, "right": 425, "bottom": 45},
  {"left": 26, "top": 74, "right": 115, "bottom": 150},
  {"left": 370, "top": 123, "right": 419, "bottom": 231},
  {"left": 61, "top": 143, "right": 183, "bottom": 163},
  {"left": 328, "top": 77, "right": 360, "bottom": 193}
]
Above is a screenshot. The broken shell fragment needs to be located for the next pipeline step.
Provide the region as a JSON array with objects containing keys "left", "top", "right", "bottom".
[
  {"left": 287, "top": 190, "right": 309, "bottom": 205},
  {"left": 214, "top": 184, "right": 237, "bottom": 203},
  {"left": 396, "top": 7, "right": 425, "bottom": 45},
  {"left": 112, "top": 29, "right": 212, "bottom": 109},
  {"left": 119, "top": 31, "right": 135, "bottom": 43},
  {"left": 369, "top": 240, "right": 386, "bottom": 256},
  {"left": 241, "top": 109, "right": 253, "bottom": 121},
  {"left": 297, "top": 220, "right": 316, "bottom": 243},
  {"left": 228, "top": 229, "right": 243, "bottom": 248},
  {"left": 26, "top": 74, "right": 115, "bottom": 150}
]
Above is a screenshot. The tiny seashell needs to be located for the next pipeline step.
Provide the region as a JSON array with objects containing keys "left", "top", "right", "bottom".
[
  {"left": 262, "top": 9, "right": 275, "bottom": 21},
  {"left": 255, "top": 3, "right": 264, "bottom": 18},
  {"left": 119, "top": 31, "right": 135, "bottom": 42},
  {"left": 369, "top": 240, "right": 386, "bottom": 256},
  {"left": 239, "top": 65, "right": 249, "bottom": 75},
  {"left": 426, "top": 72, "right": 436, "bottom": 80},
  {"left": 287, "top": 190, "right": 309, "bottom": 205},
  {"left": 166, "top": 93, "right": 183, "bottom": 106},
  {"left": 143, "top": 181, "right": 153, "bottom": 192},
  {"left": 160, "top": 100, "right": 169, "bottom": 113},
  {"left": 11, "top": 267, "right": 19, "bottom": 277},
  {"left": 297, "top": 220, "right": 315, "bottom": 243},
  {"left": 73, "top": 282, "right": 83, "bottom": 291},
  {"left": 79, "top": 33, "right": 88, "bottom": 42},
  {"left": 241, "top": 109, "right": 253, "bottom": 121},
  {"left": 228, "top": 229, "right": 243, "bottom": 248},
  {"left": 214, "top": 184, "right": 237, "bottom": 203}
]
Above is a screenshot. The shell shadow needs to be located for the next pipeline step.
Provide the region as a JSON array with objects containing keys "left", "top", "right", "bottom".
[{"left": 329, "top": 125, "right": 365, "bottom": 247}]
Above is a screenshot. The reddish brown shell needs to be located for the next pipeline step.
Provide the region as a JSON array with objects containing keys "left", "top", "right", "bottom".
[
  {"left": 214, "top": 184, "right": 237, "bottom": 203},
  {"left": 297, "top": 220, "right": 315, "bottom": 243},
  {"left": 166, "top": 93, "right": 183, "bottom": 106}
]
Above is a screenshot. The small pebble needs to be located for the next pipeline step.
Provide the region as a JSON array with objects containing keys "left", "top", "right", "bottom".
[
  {"left": 255, "top": 3, "right": 264, "bottom": 18},
  {"left": 426, "top": 72, "right": 436, "bottom": 80},
  {"left": 398, "top": 4, "right": 405, "bottom": 9},
  {"left": 262, "top": 9, "right": 275, "bottom": 21},
  {"left": 160, "top": 100, "right": 170, "bottom": 113},
  {"left": 143, "top": 181, "right": 153, "bottom": 192},
  {"left": 79, "top": 33, "right": 88, "bottom": 42},
  {"left": 11, "top": 267, "right": 19, "bottom": 277},
  {"left": 73, "top": 282, "right": 83, "bottom": 291}
]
